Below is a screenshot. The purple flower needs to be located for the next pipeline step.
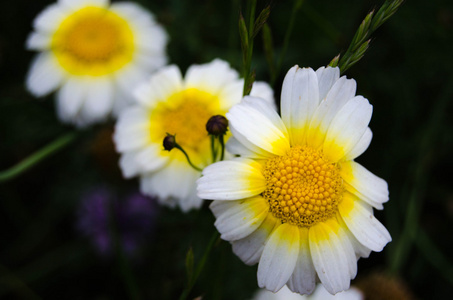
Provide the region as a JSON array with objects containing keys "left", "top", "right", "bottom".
[{"left": 77, "top": 187, "right": 158, "bottom": 257}]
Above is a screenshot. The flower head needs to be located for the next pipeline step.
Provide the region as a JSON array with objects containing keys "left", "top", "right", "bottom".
[
  {"left": 26, "top": 0, "right": 168, "bottom": 127},
  {"left": 197, "top": 66, "right": 391, "bottom": 295},
  {"left": 114, "top": 59, "right": 274, "bottom": 212},
  {"left": 76, "top": 187, "right": 158, "bottom": 257},
  {"left": 206, "top": 115, "right": 229, "bottom": 136},
  {"left": 163, "top": 133, "right": 176, "bottom": 151}
]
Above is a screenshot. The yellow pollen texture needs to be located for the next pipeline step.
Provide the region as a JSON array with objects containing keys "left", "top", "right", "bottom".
[
  {"left": 262, "top": 145, "right": 343, "bottom": 227},
  {"left": 152, "top": 88, "right": 221, "bottom": 158},
  {"left": 51, "top": 6, "right": 134, "bottom": 76}
]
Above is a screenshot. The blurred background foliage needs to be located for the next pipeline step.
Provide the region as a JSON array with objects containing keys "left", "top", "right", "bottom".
[{"left": 1, "top": 0, "right": 452, "bottom": 299}]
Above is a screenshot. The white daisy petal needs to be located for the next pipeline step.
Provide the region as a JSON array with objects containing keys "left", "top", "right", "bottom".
[
  {"left": 140, "top": 159, "right": 201, "bottom": 210},
  {"left": 197, "top": 158, "right": 266, "bottom": 200},
  {"left": 26, "top": 53, "right": 65, "bottom": 97},
  {"left": 114, "top": 63, "right": 148, "bottom": 97},
  {"left": 26, "top": 32, "right": 51, "bottom": 50},
  {"left": 110, "top": 2, "right": 155, "bottom": 26},
  {"left": 217, "top": 80, "right": 244, "bottom": 110},
  {"left": 315, "top": 66, "right": 340, "bottom": 101},
  {"left": 343, "top": 127, "right": 373, "bottom": 161},
  {"left": 323, "top": 96, "right": 372, "bottom": 162},
  {"left": 119, "top": 152, "right": 140, "bottom": 178},
  {"left": 185, "top": 59, "right": 239, "bottom": 94},
  {"left": 281, "top": 66, "right": 320, "bottom": 146},
  {"left": 210, "top": 196, "right": 268, "bottom": 241},
  {"left": 241, "top": 96, "right": 287, "bottom": 133},
  {"left": 250, "top": 81, "right": 276, "bottom": 109},
  {"left": 33, "top": 3, "right": 68, "bottom": 32},
  {"left": 133, "top": 65, "right": 183, "bottom": 108},
  {"left": 115, "top": 105, "right": 149, "bottom": 127},
  {"left": 218, "top": 80, "right": 275, "bottom": 112},
  {"left": 79, "top": 78, "right": 114, "bottom": 125},
  {"left": 225, "top": 136, "right": 260, "bottom": 158},
  {"left": 59, "top": 0, "right": 108, "bottom": 10},
  {"left": 134, "top": 145, "right": 169, "bottom": 173},
  {"left": 339, "top": 193, "right": 391, "bottom": 252},
  {"left": 231, "top": 213, "right": 279, "bottom": 266},
  {"left": 55, "top": 77, "right": 87, "bottom": 123},
  {"left": 307, "top": 76, "right": 357, "bottom": 148},
  {"left": 258, "top": 223, "right": 300, "bottom": 293},
  {"left": 324, "top": 76, "right": 356, "bottom": 105},
  {"left": 179, "top": 187, "right": 203, "bottom": 212},
  {"left": 114, "top": 130, "right": 151, "bottom": 153},
  {"left": 227, "top": 97, "right": 290, "bottom": 156},
  {"left": 335, "top": 218, "right": 358, "bottom": 279},
  {"left": 309, "top": 221, "right": 351, "bottom": 294},
  {"left": 229, "top": 124, "right": 276, "bottom": 159},
  {"left": 287, "top": 227, "right": 317, "bottom": 295},
  {"left": 340, "top": 161, "right": 389, "bottom": 209},
  {"left": 336, "top": 211, "right": 372, "bottom": 259},
  {"left": 114, "top": 106, "right": 152, "bottom": 151}
]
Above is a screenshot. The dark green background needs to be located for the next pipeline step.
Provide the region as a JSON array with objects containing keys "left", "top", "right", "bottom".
[{"left": 1, "top": 0, "right": 452, "bottom": 299}]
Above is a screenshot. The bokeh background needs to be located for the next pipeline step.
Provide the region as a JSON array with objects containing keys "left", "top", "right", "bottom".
[{"left": 1, "top": 0, "right": 452, "bottom": 299}]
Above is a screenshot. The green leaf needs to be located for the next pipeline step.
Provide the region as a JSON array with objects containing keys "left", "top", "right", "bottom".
[
  {"left": 331, "top": 0, "right": 403, "bottom": 74},
  {"left": 239, "top": 13, "right": 249, "bottom": 67},
  {"left": 252, "top": 5, "right": 270, "bottom": 38},
  {"left": 328, "top": 54, "right": 340, "bottom": 68},
  {"left": 243, "top": 69, "right": 256, "bottom": 96}
]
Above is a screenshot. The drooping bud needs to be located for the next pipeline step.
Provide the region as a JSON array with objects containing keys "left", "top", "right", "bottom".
[
  {"left": 163, "top": 133, "right": 176, "bottom": 151},
  {"left": 206, "top": 115, "right": 228, "bottom": 136}
]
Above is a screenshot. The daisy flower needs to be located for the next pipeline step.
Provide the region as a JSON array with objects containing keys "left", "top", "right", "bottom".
[
  {"left": 197, "top": 66, "right": 391, "bottom": 294},
  {"left": 26, "top": 0, "right": 168, "bottom": 127},
  {"left": 114, "top": 59, "right": 274, "bottom": 212}
]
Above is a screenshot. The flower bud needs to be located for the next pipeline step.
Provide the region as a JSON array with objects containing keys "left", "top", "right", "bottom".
[
  {"left": 206, "top": 115, "right": 228, "bottom": 136},
  {"left": 163, "top": 133, "right": 176, "bottom": 151}
]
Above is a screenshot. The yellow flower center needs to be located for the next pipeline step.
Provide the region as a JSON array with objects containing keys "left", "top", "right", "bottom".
[
  {"left": 150, "top": 88, "right": 222, "bottom": 163},
  {"left": 51, "top": 6, "right": 134, "bottom": 76},
  {"left": 262, "top": 146, "right": 344, "bottom": 227}
]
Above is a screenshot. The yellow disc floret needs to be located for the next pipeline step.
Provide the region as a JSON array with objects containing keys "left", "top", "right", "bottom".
[
  {"left": 51, "top": 6, "right": 134, "bottom": 76},
  {"left": 150, "top": 88, "right": 222, "bottom": 162},
  {"left": 263, "top": 145, "right": 344, "bottom": 227}
]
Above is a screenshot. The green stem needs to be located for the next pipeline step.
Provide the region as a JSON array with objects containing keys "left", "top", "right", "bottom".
[
  {"left": 210, "top": 135, "right": 217, "bottom": 163},
  {"left": 179, "top": 231, "right": 220, "bottom": 300},
  {"left": 175, "top": 144, "right": 203, "bottom": 172},
  {"left": 0, "top": 132, "right": 77, "bottom": 182},
  {"left": 219, "top": 135, "right": 225, "bottom": 161}
]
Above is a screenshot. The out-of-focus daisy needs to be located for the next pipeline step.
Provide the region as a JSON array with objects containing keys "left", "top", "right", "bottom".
[
  {"left": 114, "top": 59, "right": 274, "bottom": 212},
  {"left": 77, "top": 187, "right": 158, "bottom": 257},
  {"left": 26, "top": 0, "right": 168, "bottom": 127},
  {"left": 252, "top": 284, "right": 363, "bottom": 300},
  {"left": 198, "top": 66, "right": 391, "bottom": 294}
]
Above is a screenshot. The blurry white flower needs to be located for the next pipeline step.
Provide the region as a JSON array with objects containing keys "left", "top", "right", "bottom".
[
  {"left": 114, "top": 59, "right": 274, "bottom": 212},
  {"left": 26, "top": 0, "right": 168, "bottom": 127}
]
